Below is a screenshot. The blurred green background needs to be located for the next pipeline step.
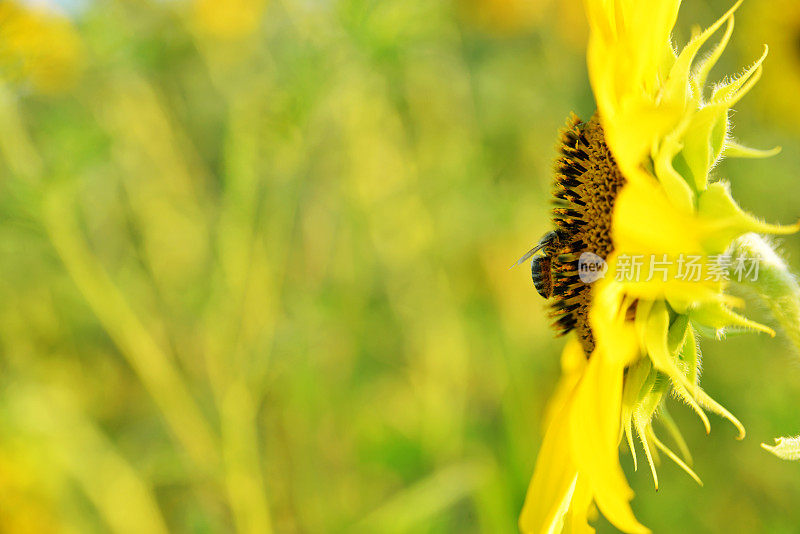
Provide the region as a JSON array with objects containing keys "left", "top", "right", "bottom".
[{"left": 1, "top": 0, "right": 800, "bottom": 532}]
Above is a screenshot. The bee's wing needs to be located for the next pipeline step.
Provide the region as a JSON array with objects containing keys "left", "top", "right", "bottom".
[{"left": 509, "top": 243, "right": 547, "bottom": 270}]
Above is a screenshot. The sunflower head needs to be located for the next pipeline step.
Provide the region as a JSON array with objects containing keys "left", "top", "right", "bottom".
[
  {"left": 545, "top": 114, "right": 624, "bottom": 354},
  {"left": 520, "top": 2, "right": 800, "bottom": 533}
]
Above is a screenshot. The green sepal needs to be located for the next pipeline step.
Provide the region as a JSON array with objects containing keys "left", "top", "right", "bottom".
[
  {"left": 668, "top": 313, "right": 690, "bottom": 354},
  {"left": 710, "top": 46, "right": 768, "bottom": 105},
  {"left": 664, "top": 0, "right": 741, "bottom": 111},
  {"left": 680, "top": 105, "right": 729, "bottom": 191},
  {"left": 762, "top": 437, "right": 800, "bottom": 461},
  {"left": 656, "top": 404, "right": 693, "bottom": 464},
  {"left": 679, "top": 44, "right": 768, "bottom": 192},
  {"left": 681, "top": 325, "right": 700, "bottom": 387},
  {"left": 723, "top": 141, "right": 781, "bottom": 159},
  {"left": 689, "top": 299, "right": 775, "bottom": 337},
  {"left": 698, "top": 182, "right": 800, "bottom": 254},
  {"left": 653, "top": 132, "right": 696, "bottom": 212},
  {"left": 690, "top": 12, "right": 735, "bottom": 96}
]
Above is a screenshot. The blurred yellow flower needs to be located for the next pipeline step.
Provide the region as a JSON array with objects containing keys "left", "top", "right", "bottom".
[
  {"left": 191, "top": 0, "right": 269, "bottom": 38},
  {"left": 519, "top": 1, "right": 799, "bottom": 532},
  {"left": 0, "top": 1, "right": 83, "bottom": 93},
  {"left": 0, "top": 449, "right": 58, "bottom": 533},
  {"left": 742, "top": 0, "right": 800, "bottom": 124},
  {"left": 460, "top": 0, "right": 588, "bottom": 43},
  {"left": 458, "top": 0, "right": 550, "bottom": 35}
]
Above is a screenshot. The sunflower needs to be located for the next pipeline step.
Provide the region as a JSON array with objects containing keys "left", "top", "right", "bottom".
[{"left": 519, "top": 1, "right": 800, "bottom": 533}]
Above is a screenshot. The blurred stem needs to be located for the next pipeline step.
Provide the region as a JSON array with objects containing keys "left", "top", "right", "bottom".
[
  {"left": 730, "top": 233, "right": 800, "bottom": 353},
  {"left": 89, "top": 74, "right": 214, "bottom": 378},
  {"left": 0, "top": 84, "right": 44, "bottom": 180},
  {"left": 13, "top": 385, "right": 170, "bottom": 534},
  {"left": 216, "top": 94, "right": 262, "bottom": 305},
  {"left": 203, "top": 97, "right": 274, "bottom": 533},
  {"left": 41, "top": 185, "right": 219, "bottom": 470},
  {"left": 1, "top": 85, "right": 218, "bottom": 469},
  {"left": 219, "top": 381, "right": 274, "bottom": 534},
  {"left": 353, "top": 459, "right": 491, "bottom": 533}
]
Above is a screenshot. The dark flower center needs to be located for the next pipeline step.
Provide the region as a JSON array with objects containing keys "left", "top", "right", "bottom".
[{"left": 547, "top": 114, "right": 625, "bottom": 354}]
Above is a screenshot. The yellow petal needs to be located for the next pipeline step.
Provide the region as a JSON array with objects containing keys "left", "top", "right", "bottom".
[
  {"left": 563, "top": 477, "right": 596, "bottom": 534},
  {"left": 519, "top": 390, "right": 580, "bottom": 534},
  {"left": 568, "top": 348, "right": 648, "bottom": 534},
  {"left": 572, "top": 281, "right": 650, "bottom": 533},
  {"left": 585, "top": 0, "right": 682, "bottom": 177},
  {"left": 613, "top": 177, "right": 702, "bottom": 256},
  {"left": 543, "top": 338, "right": 589, "bottom": 431}
]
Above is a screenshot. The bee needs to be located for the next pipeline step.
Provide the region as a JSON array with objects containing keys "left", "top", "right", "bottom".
[{"left": 511, "top": 230, "right": 565, "bottom": 299}]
